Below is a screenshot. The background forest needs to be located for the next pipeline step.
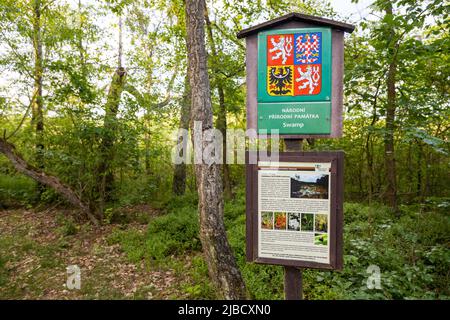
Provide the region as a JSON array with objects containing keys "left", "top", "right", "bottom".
[{"left": 0, "top": 0, "right": 448, "bottom": 299}]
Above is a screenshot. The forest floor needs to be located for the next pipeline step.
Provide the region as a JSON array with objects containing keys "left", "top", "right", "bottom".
[
  {"left": 1, "top": 198, "right": 448, "bottom": 300},
  {"left": 0, "top": 207, "right": 198, "bottom": 299}
]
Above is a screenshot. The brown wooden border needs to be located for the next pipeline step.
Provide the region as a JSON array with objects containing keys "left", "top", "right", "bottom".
[
  {"left": 246, "top": 151, "right": 344, "bottom": 270},
  {"left": 244, "top": 20, "right": 345, "bottom": 139},
  {"left": 237, "top": 12, "right": 355, "bottom": 38}
]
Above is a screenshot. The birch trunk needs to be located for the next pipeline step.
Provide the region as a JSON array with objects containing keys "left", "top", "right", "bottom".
[
  {"left": 184, "top": 0, "right": 247, "bottom": 299},
  {"left": 32, "top": 0, "right": 45, "bottom": 196}
]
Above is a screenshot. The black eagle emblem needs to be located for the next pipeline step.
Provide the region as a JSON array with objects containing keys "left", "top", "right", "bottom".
[{"left": 269, "top": 66, "right": 292, "bottom": 95}]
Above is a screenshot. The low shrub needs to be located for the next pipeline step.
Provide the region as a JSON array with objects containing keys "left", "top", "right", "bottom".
[
  {"left": 108, "top": 198, "right": 201, "bottom": 263},
  {"left": 144, "top": 206, "right": 201, "bottom": 261}
]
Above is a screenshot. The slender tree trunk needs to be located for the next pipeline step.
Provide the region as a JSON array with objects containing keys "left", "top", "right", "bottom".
[
  {"left": 96, "top": 67, "right": 126, "bottom": 213},
  {"left": 77, "top": 0, "right": 87, "bottom": 76},
  {"left": 216, "top": 87, "right": 233, "bottom": 199},
  {"left": 185, "top": 0, "right": 247, "bottom": 299},
  {"left": 0, "top": 139, "right": 98, "bottom": 225},
  {"left": 366, "top": 135, "right": 374, "bottom": 202},
  {"left": 32, "top": 0, "right": 44, "bottom": 197},
  {"left": 407, "top": 142, "right": 412, "bottom": 196},
  {"left": 118, "top": 15, "right": 123, "bottom": 69},
  {"left": 144, "top": 126, "right": 151, "bottom": 175},
  {"left": 96, "top": 17, "right": 126, "bottom": 213},
  {"left": 172, "top": 74, "right": 191, "bottom": 196},
  {"left": 417, "top": 142, "right": 423, "bottom": 200},
  {"left": 384, "top": 3, "right": 398, "bottom": 212},
  {"left": 366, "top": 80, "right": 380, "bottom": 204},
  {"left": 204, "top": 8, "right": 232, "bottom": 199}
]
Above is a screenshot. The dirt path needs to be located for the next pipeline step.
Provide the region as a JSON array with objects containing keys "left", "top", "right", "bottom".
[{"left": 0, "top": 207, "right": 189, "bottom": 299}]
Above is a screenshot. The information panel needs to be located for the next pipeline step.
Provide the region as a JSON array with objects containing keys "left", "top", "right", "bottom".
[
  {"left": 257, "top": 161, "right": 331, "bottom": 264},
  {"left": 246, "top": 151, "right": 343, "bottom": 270}
]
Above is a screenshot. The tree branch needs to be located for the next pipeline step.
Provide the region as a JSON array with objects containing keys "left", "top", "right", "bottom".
[{"left": 0, "top": 138, "right": 99, "bottom": 225}]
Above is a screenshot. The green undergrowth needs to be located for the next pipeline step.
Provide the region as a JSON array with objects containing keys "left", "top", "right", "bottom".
[
  {"left": 0, "top": 173, "right": 36, "bottom": 208},
  {"left": 110, "top": 189, "right": 449, "bottom": 299}
]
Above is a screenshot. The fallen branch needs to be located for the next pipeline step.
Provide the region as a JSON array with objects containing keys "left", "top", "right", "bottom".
[{"left": 0, "top": 138, "right": 99, "bottom": 225}]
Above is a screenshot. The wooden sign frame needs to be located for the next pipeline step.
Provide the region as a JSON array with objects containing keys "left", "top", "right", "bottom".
[
  {"left": 238, "top": 14, "right": 354, "bottom": 138},
  {"left": 246, "top": 151, "right": 344, "bottom": 270}
]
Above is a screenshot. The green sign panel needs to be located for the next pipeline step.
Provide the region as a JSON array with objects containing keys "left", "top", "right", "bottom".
[
  {"left": 257, "top": 27, "right": 332, "bottom": 134},
  {"left": 258, "top": 102, "right": 331, "bottom": 134}
]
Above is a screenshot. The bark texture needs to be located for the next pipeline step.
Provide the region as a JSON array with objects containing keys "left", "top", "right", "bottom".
[
  {"left": 172, "top": 74, "right": 191, "bottom": 196},
  {"left": 32, "top": 0, "right": 45, "bottom": 195},
  {"left": 0, "top": 139, "right": 98, "bottom": 225},
  {"left": 96, "top": 67, "right": 127, "bottom": 212},
  {"left": 185, "top": 0, "right": 247, "bottom": 299}
]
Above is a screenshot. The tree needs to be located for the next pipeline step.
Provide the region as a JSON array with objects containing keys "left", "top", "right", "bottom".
[
  {"left": 0, "top": 137, "right": 98, "bottom": 225},
  {"left": 31, "top": 0, "right": 44, "bottom": 184},
  {"left": 383, "top": 1, "right": 398, "bottom": 211},
  {"left": 340, "top": 0, "right": 449, "bottom": 205},
  {"left": 95, "top": 10, "right": 127, "bottom": 213},
  {"left": 184, "top": 0, "right": 247, "bottom": 299},
  {"left": 96, "top": 66, "right": 127, "bottom": 212},
  {"left": 172, "top": 73, "right": 191, "bottom": 196},
  {"left": 204, "top": 7, "right": 232, "bottom": 199}
]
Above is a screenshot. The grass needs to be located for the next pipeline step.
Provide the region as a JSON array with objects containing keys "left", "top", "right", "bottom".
[{"left": 0, "top": 173, "right": 36, "bottom": 208}]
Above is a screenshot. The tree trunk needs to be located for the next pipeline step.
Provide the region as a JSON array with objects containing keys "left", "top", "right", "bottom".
[
  {"left": 384, "top": 3, "right": 398, "bottom": 212},
  {"left": 96, "top": 67, "right": 127, "bottom": 213},
  {"left": 77, "top": 0, "right": 87, "bottom": 76},
  {"left": 205, "top": 8, "right": 232, "bottom": 199},
  {"left": 366, "top": 80, "right": 380, "bottom": 204},
  {"left": 32, "top": 0, "right": 45, "bottom": 196},
  {"left": 216, "top": 86, "right": 233, "bottom": 199},
  {"left": 0, "top": 139, "right": 98, "bottom": 225},
  {"left": 144, "top": 128, "right": 151, "bottom": 175},
  {"left": 366, "top": 134, "right": 374, "bottom": 203},
  {"left": 417, "top": 142, "right": 423, "bottom": 201},
  {"left": 172, "top": 73, "right": 191, "bottom": 196},
  {"left": 185, "top": 0, "right": 247, "bottom": 299}
]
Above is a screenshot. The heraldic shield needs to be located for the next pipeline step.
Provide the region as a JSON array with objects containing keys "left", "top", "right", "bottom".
[{"left": 266, "top": 32, "right": 322, "bottom": 96}]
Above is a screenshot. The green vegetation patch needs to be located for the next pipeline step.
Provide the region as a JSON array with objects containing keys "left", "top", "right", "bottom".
[{"left": 108, "top": 196, "right": 201, "bottom": 264}]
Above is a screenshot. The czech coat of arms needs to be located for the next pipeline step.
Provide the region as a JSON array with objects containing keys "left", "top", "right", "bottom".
[{"left": 267, "top": 32, "right": 322, "bottom": 96}]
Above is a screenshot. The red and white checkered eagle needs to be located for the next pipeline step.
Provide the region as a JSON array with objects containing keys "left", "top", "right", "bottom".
[{"left": 295, "top": 34, "right": 320, "bottom": 64}]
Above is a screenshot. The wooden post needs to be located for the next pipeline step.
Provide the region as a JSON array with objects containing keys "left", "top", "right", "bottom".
[
  {"left": 284, "top": 139, "right": 303, "bottom": 153},
  {"left": 284, "top": 266, "right": 303, "bottom": 300},
  {"left": 283, "top": 138, "right": 303, "bottom": 300}
]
